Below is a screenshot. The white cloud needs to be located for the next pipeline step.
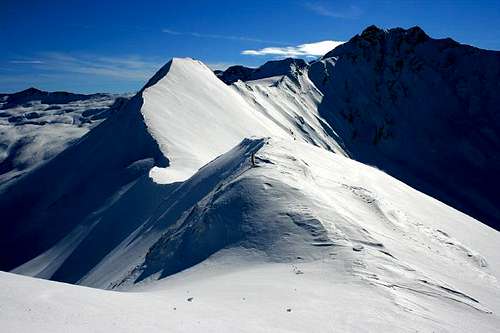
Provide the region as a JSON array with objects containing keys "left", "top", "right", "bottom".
[{"left": 241, "top": 40, "right": 344, "bottom": 57}]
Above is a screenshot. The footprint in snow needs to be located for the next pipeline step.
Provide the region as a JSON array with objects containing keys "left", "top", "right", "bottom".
[{"left": 353, "top": 244, "right": 364, "bottom": 251}]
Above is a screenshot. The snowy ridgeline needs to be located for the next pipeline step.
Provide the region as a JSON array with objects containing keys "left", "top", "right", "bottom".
[
  {"left": 1, "top": 26, "right": 500, "bottom": 332},
  {"left": 2, "top": 137, "right": 500, "bottom": 332}
]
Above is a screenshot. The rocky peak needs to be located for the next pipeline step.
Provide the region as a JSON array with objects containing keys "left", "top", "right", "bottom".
[
  {"left": 216, "top": 58, "right": 308, "bottom": 85},
  {"left": 323, "top": 25, "right": 431, "bottom": 60}
]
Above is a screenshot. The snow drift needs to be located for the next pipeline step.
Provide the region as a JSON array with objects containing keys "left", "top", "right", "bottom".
[{"left": 3, "top": 136, "right": 500, "bottom": 332}]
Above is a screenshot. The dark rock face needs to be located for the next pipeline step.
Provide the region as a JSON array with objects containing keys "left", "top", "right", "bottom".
[
  {"left": 310, "top": 26, "right": 500, "bottom": 229},
  {"left": 216, "top": 65, "right": 254, "bottom": 84},
  {"left": 216, "top": 58, "right": 308, "bottom": 84},
  {"left": 1, "top": 87, "right": 107, "bottom": 109}
]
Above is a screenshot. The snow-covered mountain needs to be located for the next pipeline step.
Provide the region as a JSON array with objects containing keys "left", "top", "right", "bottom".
[
  {"left": 216, "top": 26, "right": 500, "bottom": 230},
  {"left": 1, "top": 26, "right": 499, "bottom": 332},
  {"left": 3, "top": 136, "right": 500, "bottom": 332},
  {"left": 0, "top": 88, "right": 129, "bottom": 185},
  {"left": 309, "top": 25, "right": 500, "bottom": 231}
]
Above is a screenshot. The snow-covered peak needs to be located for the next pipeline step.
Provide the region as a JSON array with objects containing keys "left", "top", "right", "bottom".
[
  {"left": 322, "top": 25, "right": 431, "bottom": 60},
  {"left": 309, "top": 25, "right": 500, "bottom": 229},
  {"left": 139, "top": 57, "right": 290, "bottom": 183},
  {"left": 138, "top": 56, "right": 343, "bottom": 184}
]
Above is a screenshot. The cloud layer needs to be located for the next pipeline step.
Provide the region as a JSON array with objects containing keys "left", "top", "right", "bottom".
[{"left": 241, "top": 40, "right": 344, "bottom": 57}]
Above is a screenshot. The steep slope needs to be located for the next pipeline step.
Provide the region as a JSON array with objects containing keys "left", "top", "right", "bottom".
[
  {"left": 308, "top": 26, "right": 500, "bottom": 229},
  {"left": 231, "top": 60, "right": 345, "bottom": 154},
  {"left": 213, "top": 26, "right": 500, "bottom": 230},
  {"left": 141, "top": 57, "right": 343, "bottom": 184},
  {"left": 141, "top": 58, "right": 287, "bottom": 183},
  {"left": 0, "top": 57, "right": 342, "bottom": 282},
  {"left": 0, "top": 91, "right": 168, "bottom": 273},
  {"left": 3, "top": 137, "right": 500, "bottom": 332}
]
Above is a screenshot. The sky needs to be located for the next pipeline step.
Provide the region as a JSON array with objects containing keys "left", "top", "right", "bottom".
[{"left": 1, "top": 0, "right": 499, "bottom": 93}]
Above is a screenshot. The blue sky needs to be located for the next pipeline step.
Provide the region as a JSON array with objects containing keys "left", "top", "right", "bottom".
[{"left": 1, "top": 0, "right": 499, "bottom": 93}]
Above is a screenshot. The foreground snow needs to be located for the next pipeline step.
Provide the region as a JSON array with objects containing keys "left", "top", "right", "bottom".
[
  {"left": 4, "top": 137, "right": 500, "bottom": 332},
  {"left": 2, "top": 253, "right": 498, "bottom": 333}
]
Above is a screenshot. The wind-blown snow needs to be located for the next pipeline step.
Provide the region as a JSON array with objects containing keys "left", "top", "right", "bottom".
[
  {"left": 3, "top": 137, "right": 500, "bottom": 332},
  {"left": 141, "top": 58, "right": 286, "bottom": 183},
  {"left": 141, "top": 57, "right": 343, "bottom": 183}
]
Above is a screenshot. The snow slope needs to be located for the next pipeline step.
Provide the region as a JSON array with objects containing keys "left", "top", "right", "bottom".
[
  {"left": 141, "top": 58, "right": 288, "bottom": 183},
  {"left": 0, "top": 57, "right": 343, "bottom": 278},
  {"left": 214, "top": 26, "right": 500, "bottom": 230},
  {"left": 0, "top": 92, "right": 168, "bottom": 272},
  {"left": 2, "top": 137, "right": 500, "bottom": 332},
  {"left": 142, "top": 57, "right": 343, "bottom": 183},
  {"left": 308, "top": 25, "right": 500, "bottom": 230},
  {"left": 2, "top": 25, "right": 500, "bottom": 332}
]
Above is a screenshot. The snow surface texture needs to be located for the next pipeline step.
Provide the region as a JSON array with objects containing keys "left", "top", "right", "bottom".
[
  {"left": 1, "top": 26, "right": 500, "bottom": 332},
  {"left": 309, "top": 26, "right": 500, "bottom": 230},
  {"left": 0, "top": 56, "right": 347, "bottom": 274},
  {"left": 219, "top": 26, "right": 500, "bottom": 230},
  {"left": 142, "top": 58, "right": 344, "bottom": 184},
  {"left": 0, "top": 88, "right": 129, "bottom": 185},
  {"left": 2, "top": 137, "right": 500, "bottom": 332}
]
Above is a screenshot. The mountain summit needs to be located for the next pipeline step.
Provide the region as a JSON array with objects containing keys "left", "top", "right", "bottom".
[{"left": 309, "top": 25, "right": 500, "bottom": 228}]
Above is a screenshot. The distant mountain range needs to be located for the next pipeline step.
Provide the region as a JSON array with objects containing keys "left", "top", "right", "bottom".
[{"left": 0, "top": 88, "right": 129, "bottom": 184}]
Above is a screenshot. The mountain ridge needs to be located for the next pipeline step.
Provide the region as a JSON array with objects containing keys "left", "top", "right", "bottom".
[
  {"left": 212, "top": 26, "right": 500, "bottom": 229},
  {"left": 1, "top": 25, "right": 500, "bottom": 332}
]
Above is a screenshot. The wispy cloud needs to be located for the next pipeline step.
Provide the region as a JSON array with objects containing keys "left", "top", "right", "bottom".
[
  {"left": 162, "top": 29, "right": 286, "bottom": 44},
  {"left": 9, "top": 60, "right": 45, "bottom": 64},
  {"left": 2, "top": 53, "right": 165, "bottom": 93},
  {"left": 241, "top": 40, "right": 344, "bottom": 57},
  {"left": 304, "top": 2, "right": 362, "bottom": 19},
  {"left": 7, "top": 53, "right": 162, "bottom": 80}
]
